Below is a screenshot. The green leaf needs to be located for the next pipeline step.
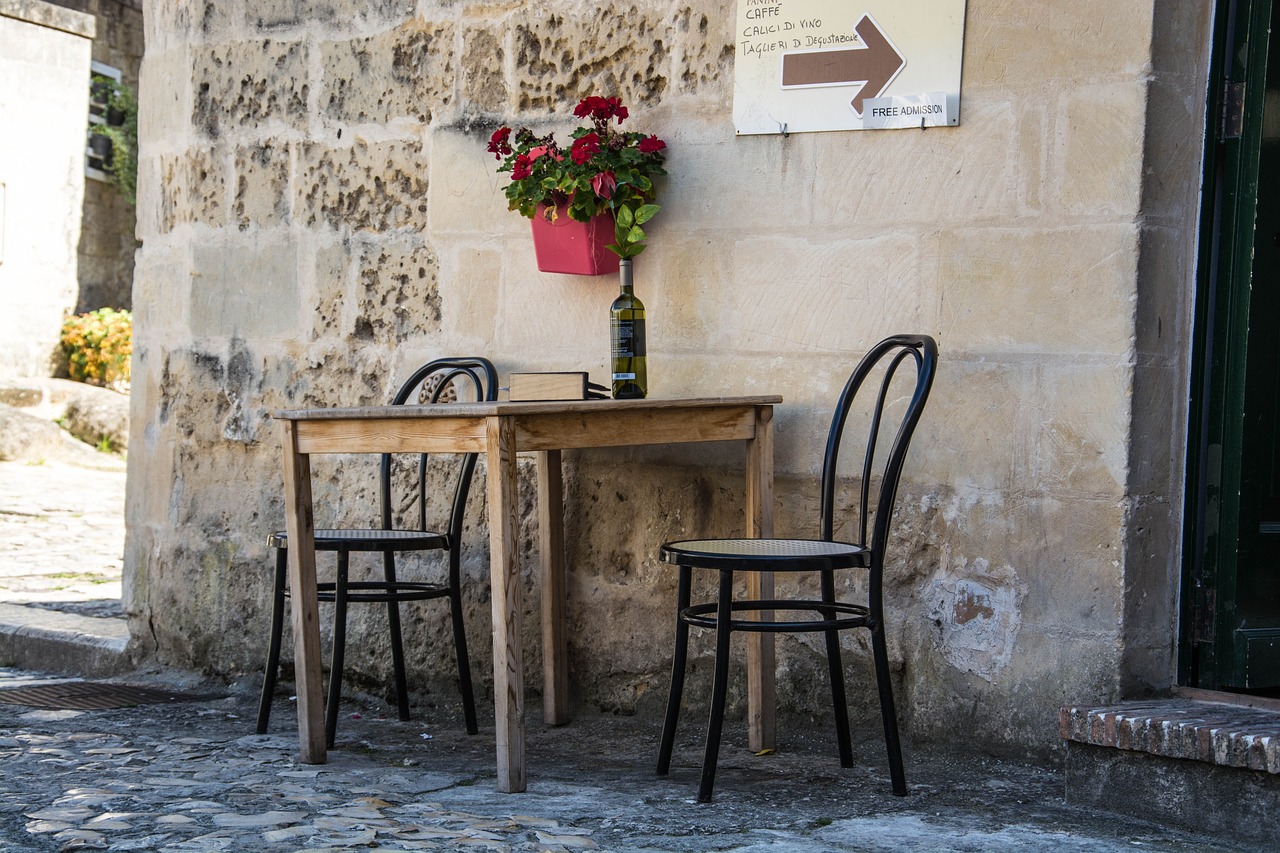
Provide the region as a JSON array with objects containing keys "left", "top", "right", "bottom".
[
  {"left": 616, "top": 205, "right": 635, "bottom": 229},
  {"left": 634, "top": 204, "right": 660, "bottom": 225}
]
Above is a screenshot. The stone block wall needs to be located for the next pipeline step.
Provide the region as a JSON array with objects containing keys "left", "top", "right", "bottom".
[
  {"left": 129, "top": 0, "right": 1210, "bottom": 756},
  {"left": 0, "top": 1, "right": 94, "bottom": 377}
]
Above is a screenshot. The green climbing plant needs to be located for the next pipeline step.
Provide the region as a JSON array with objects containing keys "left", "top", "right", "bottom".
[{"left": 89, "top": 75, "right": 138, "bottom": 206}]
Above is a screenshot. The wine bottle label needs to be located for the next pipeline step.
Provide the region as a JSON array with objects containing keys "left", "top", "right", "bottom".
[
  {"left": 611, "top": 319, "right": 641, "bottom": 358},
  {"left": 614, "top": 320, "right": 634, "bottom": 356}
]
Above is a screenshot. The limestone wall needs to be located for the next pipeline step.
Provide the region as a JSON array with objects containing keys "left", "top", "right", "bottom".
[
  {"left": 129, "top": 0, "right": 1210, "bottom": 755},
  {"left": 0, "top": 0, "right": 94, "bottom": 377}
]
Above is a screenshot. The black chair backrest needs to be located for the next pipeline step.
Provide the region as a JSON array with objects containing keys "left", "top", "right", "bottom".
[
  {"left": 819, "top": 336, "right": 938, "bottom": 568},
  {"left": 378, "top": 357, "right": 498, "bottom": 537}
]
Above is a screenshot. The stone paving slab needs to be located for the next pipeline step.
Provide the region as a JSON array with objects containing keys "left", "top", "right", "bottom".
[
  {"left": 0, "top": 458, "right": 126, "bottom": 614},
  {"left": 0, "top": 668, "right": 1264, "bottom": 853}
]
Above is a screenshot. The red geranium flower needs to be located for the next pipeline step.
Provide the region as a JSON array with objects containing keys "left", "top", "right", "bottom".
[
  {"left": 510, "top": 153, "right": 533, "bottom": 180},
  {"left": 590, "top": 170, "right": 617, "bottom": 199},
  {"left": 574, "top": 96, "right": 627, "bottom": 123},
  {"left": 487, "top": 127, "right": 512, "bottom": 160},
  {"left": 571, "top": 133, "right": 600, "bottom": 165},
  {"left": 638, "top": 134, "right": 666, "bottom": 154}
]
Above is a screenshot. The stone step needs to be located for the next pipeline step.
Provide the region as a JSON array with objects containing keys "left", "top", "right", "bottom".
[
  {"left": 1061, "top": 697, "right": 1280, "bottom": 848},
  {"left": 1060, "top": 697, "right": 1280, "bottom": 774},
  {"left": 0, "top": 602, "right": 130, "bottom": 678}
]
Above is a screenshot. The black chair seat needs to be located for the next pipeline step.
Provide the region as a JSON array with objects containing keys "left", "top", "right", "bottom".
[
  {"left": 661, "top": 538, "right": 870, "bottom": 571},
  {"left": 268, "top": 529, "right": 450, "bottom": 552},
  {"left": 269, "top": 531, "right": 455, "bottom": 603}
]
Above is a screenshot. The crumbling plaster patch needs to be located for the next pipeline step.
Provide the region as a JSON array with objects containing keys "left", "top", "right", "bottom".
[{"left": 925, "top": 554, "right": 1026, "bottom": 684}]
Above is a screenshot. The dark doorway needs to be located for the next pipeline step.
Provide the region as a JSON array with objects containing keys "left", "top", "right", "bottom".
[{"left": 1182, "top": 0, "right": 1280, "bottom": 694}]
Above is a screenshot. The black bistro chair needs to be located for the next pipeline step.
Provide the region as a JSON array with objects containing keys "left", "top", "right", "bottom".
[
  {"left": 256, "top": 356, "right": 498, "bottom": 746},
  {"left": 656, "top": 334, "right": 937, "bottom": 802}
]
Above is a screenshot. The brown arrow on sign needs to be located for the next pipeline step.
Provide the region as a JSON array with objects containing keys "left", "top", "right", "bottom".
[{"left": 780, "top": 15, "right": 905, "bottom": 117}]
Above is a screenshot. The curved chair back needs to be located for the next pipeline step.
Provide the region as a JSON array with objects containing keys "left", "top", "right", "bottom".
[
  {"left": 819, "top": 335, "right": 938, "bottom": 568},
  {"left": 378, "top": 357, "right": 499, "bottom": 539}
]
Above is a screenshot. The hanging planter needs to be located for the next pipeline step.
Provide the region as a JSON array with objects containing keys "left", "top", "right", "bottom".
[
  {"left": 530, "top": 205, "right": 619, "bottom": 276},
  {"left": 485, "top": 95, "right": 668, "bottom": 274}
]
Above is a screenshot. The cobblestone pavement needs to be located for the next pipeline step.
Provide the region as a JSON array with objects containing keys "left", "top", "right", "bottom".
[
  {"left": 0, "top": 459, "right": 1264, "bottom": 852},
  {"left": 0, "top": 458, "right": 125, "bottom": 619},
  {"left": 0, "top": 665, "right": 1261, "bottom": 853}
]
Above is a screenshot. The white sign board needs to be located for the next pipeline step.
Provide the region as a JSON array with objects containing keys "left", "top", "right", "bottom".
[{"left": 733, "top": 0, "right": 966, "bottom": 135}]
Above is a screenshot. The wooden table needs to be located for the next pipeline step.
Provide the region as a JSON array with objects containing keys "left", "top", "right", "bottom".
[{"left": 275, "top": 396, "right": 780, "bottom": 792}]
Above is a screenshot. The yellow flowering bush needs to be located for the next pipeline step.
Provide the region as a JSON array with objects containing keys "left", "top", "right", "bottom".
[{"left": 60, "top": 308, "right": 132, "bottom": 388}]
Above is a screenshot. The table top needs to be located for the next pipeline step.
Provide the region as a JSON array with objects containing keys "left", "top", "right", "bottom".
[{"left": 275, "top": 395, "right": 783, "bottom": 421}]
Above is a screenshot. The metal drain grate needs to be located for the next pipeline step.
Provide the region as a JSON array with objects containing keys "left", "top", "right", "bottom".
[{"left": 0, "top": 682, "right": 221, "bottom": 710}]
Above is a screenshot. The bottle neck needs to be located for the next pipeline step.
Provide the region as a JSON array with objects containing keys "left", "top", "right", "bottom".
[{"left": 618, "top": 258, "right": 633, "bottom": 294}]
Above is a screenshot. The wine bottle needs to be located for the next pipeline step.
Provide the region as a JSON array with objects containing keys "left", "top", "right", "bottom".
[{"left": 610, "top": 258, "right": 647, "bottom": 399}]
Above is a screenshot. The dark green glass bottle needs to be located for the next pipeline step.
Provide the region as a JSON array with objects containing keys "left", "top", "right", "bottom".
[{"left": 610, "top": 259, "right": 647, "bottom": 399}]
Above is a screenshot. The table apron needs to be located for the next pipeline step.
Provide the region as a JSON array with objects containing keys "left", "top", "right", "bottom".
[
  {"left": 513, "top": 407, "right": 760, "bottom": 450},
  {"left": 290, "top": 406, "right": 763, "bottom": 455},
  {"left": 292, "top": 417, "right": 488, "bottom": 454}
]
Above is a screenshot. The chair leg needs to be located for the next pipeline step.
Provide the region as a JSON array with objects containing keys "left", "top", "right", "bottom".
[
  {"left": 382, "top": 553, "right": 412, "bottom": 722},
  {"left": 325, "top": 552, "right": 350, "bottom": 749},
  {"left": 447, "top": 572, "right": 478, "bottom": 735},
  {"left": 821, "top": 571, "right": 853, "bottom": 768},
  {"left": 256, "top": 547, "right": 289, "bottom": 734},
  {"left": 824, "top": 627, "right": 854, "bottom": 768},
  {"left": 870, "top": 621, "right": 907, "bottom": 795},
  {"left": 697, "top": 570, "right": 735, "bottom": 804},
  {"left": 657, "top": 566, "right": 693, "bottom": 776}
]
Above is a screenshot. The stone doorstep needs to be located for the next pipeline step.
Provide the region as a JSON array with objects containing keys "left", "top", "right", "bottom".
[{"left": 1060, "top": 697, "right": 1280, "bottom": 775}]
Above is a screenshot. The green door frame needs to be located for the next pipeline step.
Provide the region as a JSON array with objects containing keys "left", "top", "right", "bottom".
[{"left": 1180, "top": 0, "right": 1276, "bottom": 689}]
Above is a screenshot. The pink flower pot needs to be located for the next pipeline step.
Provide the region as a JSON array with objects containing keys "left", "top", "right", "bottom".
[{"left": 530, "top": 206, "right": 620, "bottom": 276}]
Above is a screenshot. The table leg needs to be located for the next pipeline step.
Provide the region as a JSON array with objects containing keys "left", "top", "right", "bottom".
[
  {"left": 537, "top": 450, "right": 570, "bottom": 726},
  {"left": 486, "top": 416, "right": 526, "bottom": 792},
  {"left": 745, "top": 406, "right": 777, "bottom": 753},
  {"left": 280, "top": 420, "right": 327, "bottom": 763}
]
